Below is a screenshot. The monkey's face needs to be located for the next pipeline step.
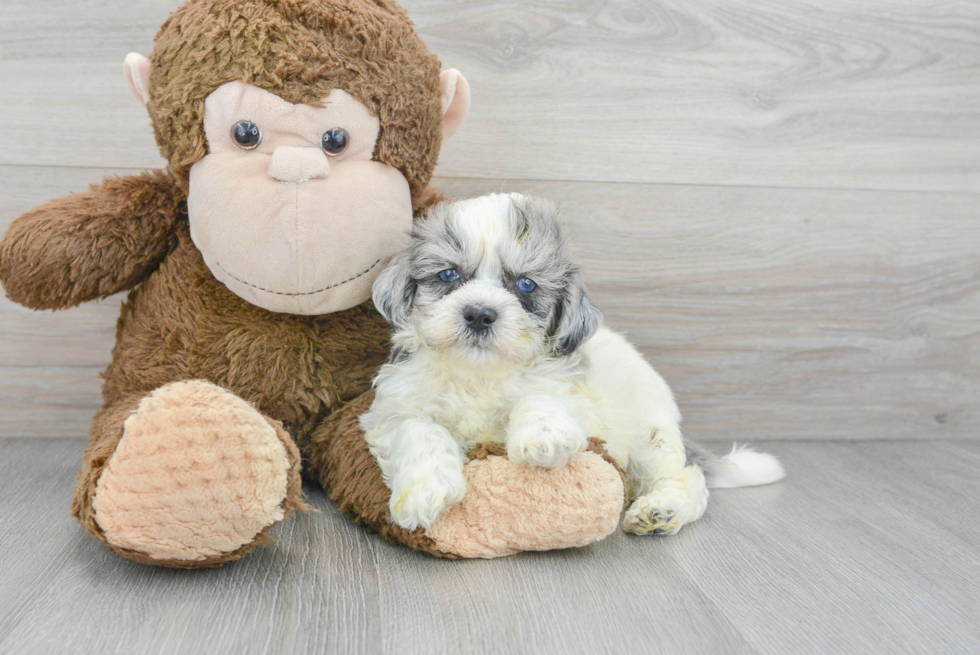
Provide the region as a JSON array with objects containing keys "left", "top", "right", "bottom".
[{"left": 187, "top": 82, "right": 413, "bottom": 315}]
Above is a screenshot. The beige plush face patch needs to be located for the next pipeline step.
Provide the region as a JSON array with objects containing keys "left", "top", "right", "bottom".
[{"left": 188, "top": 82, "right": 413, "bottom": 315}]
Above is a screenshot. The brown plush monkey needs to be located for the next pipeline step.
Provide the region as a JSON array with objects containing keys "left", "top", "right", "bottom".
[{"left": 0, "top": 0, "right": 625, "bottom": 567}]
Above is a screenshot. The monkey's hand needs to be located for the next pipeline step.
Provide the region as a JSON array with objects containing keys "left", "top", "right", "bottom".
[{"left": 0, "top": 170, "right": 183, "bottom": 310}]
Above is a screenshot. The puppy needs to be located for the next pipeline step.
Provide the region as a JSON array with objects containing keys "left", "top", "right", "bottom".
[{"left": 360, "top": 193, "right": 785, "bottom": 535}]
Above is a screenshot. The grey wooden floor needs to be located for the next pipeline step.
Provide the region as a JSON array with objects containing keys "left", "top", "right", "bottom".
[{"left": 1, "top": 437, "right": 977, "bottom": 655}]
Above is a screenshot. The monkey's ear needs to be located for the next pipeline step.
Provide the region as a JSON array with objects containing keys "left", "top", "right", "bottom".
[
  {"left": 439, "top": 69, "right": 470, "bottom": 140},
  {"left": 123, "top": 53, "right": 151, "bottom": 106}
]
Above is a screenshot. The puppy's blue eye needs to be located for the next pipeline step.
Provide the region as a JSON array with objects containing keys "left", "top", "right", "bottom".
[
  {"left": 438, "top": 269, "right": 460, "bottom": 283},
  {"left": 517, "top": 277, "right": 537, "bottom": 293}
]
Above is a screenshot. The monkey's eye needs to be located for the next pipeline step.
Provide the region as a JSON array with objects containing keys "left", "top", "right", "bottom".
[
  {"left": 321, "top": 128, "right": 349, "bottom": 156},
  {"left": 231, "top": 121, "right": 262, "bottom": 150},
  {"left": 438, "top": 269, "right": 460, "bottom": 283},
  {"left": 517, "top": 277, "right": 537, "bottom": 293}
]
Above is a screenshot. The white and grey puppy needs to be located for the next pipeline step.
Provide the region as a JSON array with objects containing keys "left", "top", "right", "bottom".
[{"left": 360, "top": 193, "right": 785, "bottom": 534}]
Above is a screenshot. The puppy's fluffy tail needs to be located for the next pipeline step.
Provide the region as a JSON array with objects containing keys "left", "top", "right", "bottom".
[{"left": 686, "top": 441, "right": 786, "bottom": 489}]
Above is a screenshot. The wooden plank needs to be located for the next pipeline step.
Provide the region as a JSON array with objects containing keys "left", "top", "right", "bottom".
[
  {"left": 0, "top": 0, "right": 977, "bottom": 191},
  {"left": 2, "top": 438, "right": 979, "bottom": 654},
  {"left": 0, "top": 0, "right": 170, "bottom": 170},
  {"left": 2, "top": 169, "right": 977, "bottom": 440},
  {"left": 418, "top": 0, "right": 980, "bottom": 191}
]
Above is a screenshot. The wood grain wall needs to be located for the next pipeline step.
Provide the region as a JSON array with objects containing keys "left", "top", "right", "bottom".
[{"left": 0, "top": 0, "right": 977, "bottom": 440}]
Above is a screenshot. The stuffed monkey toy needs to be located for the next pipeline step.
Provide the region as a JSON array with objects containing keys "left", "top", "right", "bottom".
[{"left": 0, "top": 0, "right": 625, "bottom": 568}]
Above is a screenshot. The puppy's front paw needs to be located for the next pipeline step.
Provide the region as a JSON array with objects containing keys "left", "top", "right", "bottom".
[
  {"left": 507, "top": 412, "right": 588, "bottom": 469},
  {"left": 389, "top": 464, "right": 467, "bottom": 531}
]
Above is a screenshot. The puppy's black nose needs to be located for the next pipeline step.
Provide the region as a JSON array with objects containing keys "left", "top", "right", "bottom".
[{"left": 463, "top": 306, "right": 497, "bottom": 332}]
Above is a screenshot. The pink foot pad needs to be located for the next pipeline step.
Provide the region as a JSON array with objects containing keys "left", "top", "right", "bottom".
[{"left": 93, "top": 380, "right": 292, "bottom": 561}]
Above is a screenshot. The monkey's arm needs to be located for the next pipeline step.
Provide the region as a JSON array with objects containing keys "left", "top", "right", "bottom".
[{"left": 0, "top": 170, "right": 183, "bottom": 310}]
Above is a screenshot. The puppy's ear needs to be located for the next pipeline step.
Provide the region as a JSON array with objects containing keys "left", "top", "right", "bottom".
[
  {"left": 550, "top": 272, "right": 602, "bottom": 355},
  {"left": 373, "top": 251, "right": 416, "bottom": 329}
]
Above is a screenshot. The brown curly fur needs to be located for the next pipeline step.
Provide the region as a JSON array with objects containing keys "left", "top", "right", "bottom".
[
  {"left": 0, "top": 171, "right": 184, "bottom": 310},
  {"left": 0, "top": 0, "right": 449, "bottom": 567}
]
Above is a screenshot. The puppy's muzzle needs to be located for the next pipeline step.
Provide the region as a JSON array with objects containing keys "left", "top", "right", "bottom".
[{"left": 462, "top": 305, "right": 497, "bottom": 332}]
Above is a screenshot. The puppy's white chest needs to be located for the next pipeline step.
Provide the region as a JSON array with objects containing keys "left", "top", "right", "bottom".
[{"left": 428, "top": 375, "right": 515, "bottom": 448}]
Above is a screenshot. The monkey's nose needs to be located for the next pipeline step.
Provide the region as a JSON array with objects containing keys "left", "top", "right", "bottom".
[
  {"left": 268, "top": 146, "right": 330, "bottom": 183},
  {"left": 463, "top": 306, "right": 497, "bottom": 332}
]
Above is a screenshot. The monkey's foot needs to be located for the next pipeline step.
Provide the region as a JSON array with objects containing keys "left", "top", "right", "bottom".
[
  {"left": 425, "top": 442, "right": 625, "bottom": 558},
  {"left": 92, "top": 380, "right": 302, "bottom": 564}
]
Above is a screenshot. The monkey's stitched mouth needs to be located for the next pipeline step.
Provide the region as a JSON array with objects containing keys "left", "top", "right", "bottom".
[{"left": 216, "top": 258, "right": 381, "bottom": 296}]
